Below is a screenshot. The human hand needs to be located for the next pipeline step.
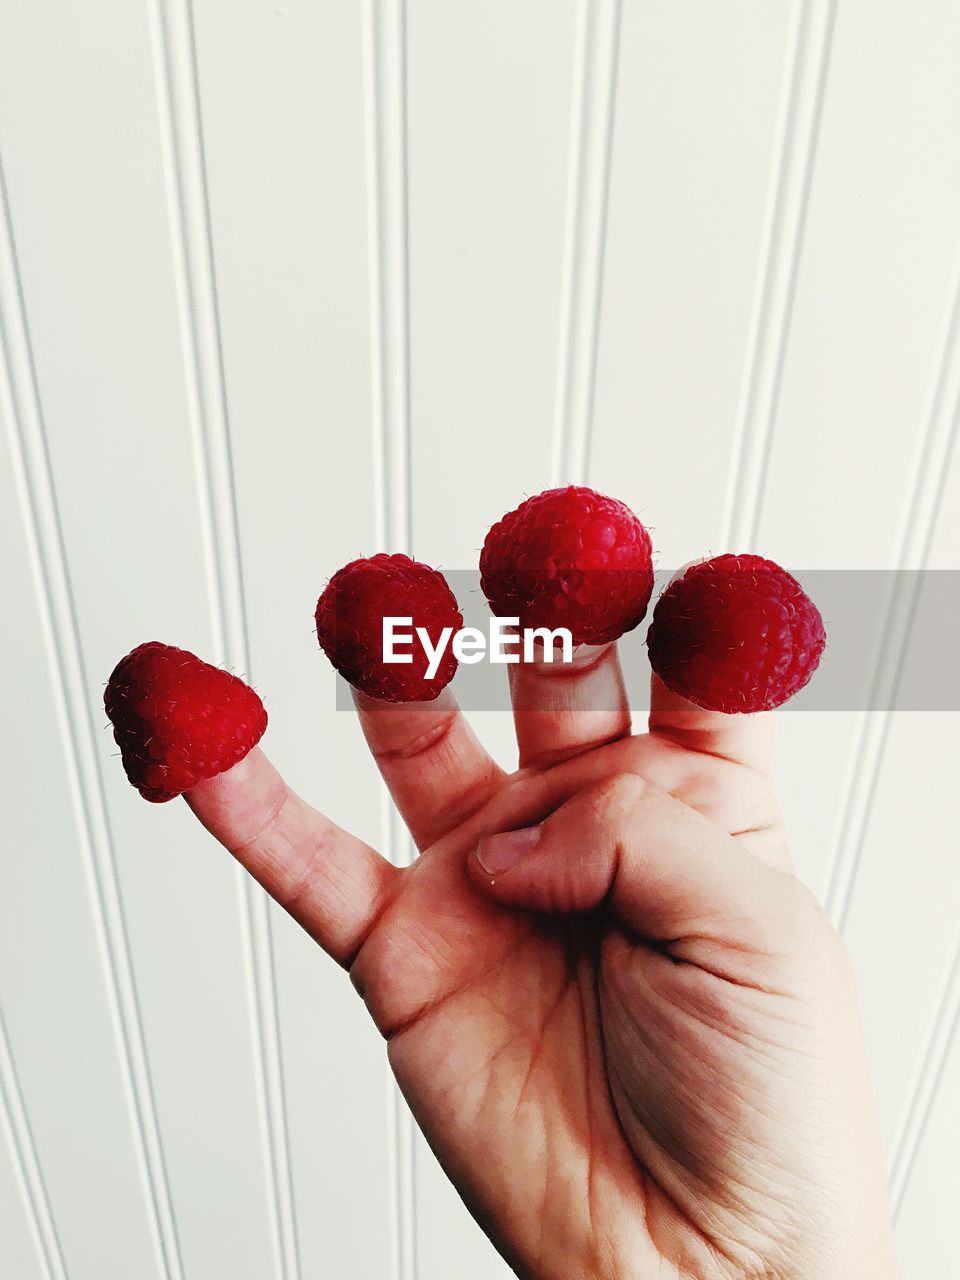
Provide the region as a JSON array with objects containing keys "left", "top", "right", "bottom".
[{"left": 185, "top": 640, "right": 898, "bottom": 1279}]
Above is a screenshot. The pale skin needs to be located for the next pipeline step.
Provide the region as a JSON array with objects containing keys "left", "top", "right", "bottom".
[{"left": 185, "top": 638, "right": 899, "bottom": 1280}]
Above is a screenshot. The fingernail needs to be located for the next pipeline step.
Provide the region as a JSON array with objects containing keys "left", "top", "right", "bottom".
[{"left": 475, "top": 825, "right": 542, "bottom": 877}]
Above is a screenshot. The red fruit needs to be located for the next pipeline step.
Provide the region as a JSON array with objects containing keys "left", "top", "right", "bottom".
[
  {"left": 104, "top": 642, "right": 267, "bottom": 802},
  {"left": 479, "top": 486, "right": 654, "bottom": 646},
  {"left": 315, "top": 553, "right": 462, "bottom": 702},
  {"left": 646, "top": 554, "right": 826, "bottom": 713}
]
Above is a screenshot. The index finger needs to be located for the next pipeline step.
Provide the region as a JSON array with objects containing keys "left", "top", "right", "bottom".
[{"left": 186, "top": 747, "right": 398, "bottom": 966}]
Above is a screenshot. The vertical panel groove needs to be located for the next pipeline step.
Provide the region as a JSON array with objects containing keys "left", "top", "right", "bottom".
[
  {"left": 551, "top": 0, "right": 622, "bottom": 488},
  {"left": 721, "top": 0, "right": 836, "bottom": 551},
  {"left": 817, "top": 257, "right": 960, "bottom": 1218},
  {"left": 145, "top": 4, "right": 300, "bottom": 1278},
  {"left": 364, "top": 0, "right": 413, "bottom": 555},
  {"left": 361, "top": 2, "right": 417, "bottom": 1278},
  {"left": 889, "top": 937, "right": 960, "bottom": 1220},
  {"left": 0, "top": 1006, "right": 67, "bottom": 1280},
  {"left": 823, "top": 260, "right": 960, "bottom": 931},
  {"left": 0, "top": 156, "right": 183, "bottom": 1280}
]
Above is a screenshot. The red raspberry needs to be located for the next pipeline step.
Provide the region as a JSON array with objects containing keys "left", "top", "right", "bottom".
[
  {"left": 646, "top": 554, "right": 826, "bottom": 713},
  {"left": 104, "top": 642, "right": 268, "bottom": 802},
  {"left": 315, "top": 554, "right": 462, "bottom": 702},
  {"left": 479, "top": 486, "right": 654, "bottom": 646}
]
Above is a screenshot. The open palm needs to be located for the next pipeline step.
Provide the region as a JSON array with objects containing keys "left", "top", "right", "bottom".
[{"left": 188, "top": 644, "right": 896, "bottom": 1280}]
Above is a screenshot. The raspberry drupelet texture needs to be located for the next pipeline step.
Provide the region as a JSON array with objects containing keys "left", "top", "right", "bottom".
[
  {"left": 646, "top": 554, "right": 826, "bottom": 713},
  {"left": 479, "top": 486, "right": 654, "bottom": 647},
  {"left": 315, "top": 553, "right": 463, "bottom": 702},
  {"left": 104, "top": 642, "right": 268, "bottom": 802}
]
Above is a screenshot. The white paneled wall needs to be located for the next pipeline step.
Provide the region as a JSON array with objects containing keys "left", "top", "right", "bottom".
[{"left": 0, "top": 2, "right": 957, "bottom": 1278}]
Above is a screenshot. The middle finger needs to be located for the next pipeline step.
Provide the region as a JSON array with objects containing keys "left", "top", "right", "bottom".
[{"left": 508, "top": 640, "right": 631, "bottom": 769}]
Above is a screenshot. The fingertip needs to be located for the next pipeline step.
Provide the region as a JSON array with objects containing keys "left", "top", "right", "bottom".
[{"left": 184, "top": 746, "right": 286, "bottom": 848}]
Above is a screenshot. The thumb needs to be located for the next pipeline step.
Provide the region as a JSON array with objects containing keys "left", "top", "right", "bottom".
[{"left": 468, "top": 773, "right": 796, "bottom": 956}]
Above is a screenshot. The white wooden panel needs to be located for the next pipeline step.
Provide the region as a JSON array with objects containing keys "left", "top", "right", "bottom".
[
  {"left": 590, "top": 0, "right": 794, "bottom": 568},
  {"left": 0, "top": 416, "right": 157, "bottom": 1275},
  {"left": 0, "top": 1110, "right": 47, "bottom": 1280},
  {"left": 1, "top": 2, "right": 958, "bottom": 1277},
  {"left": 843, "top": 712, "right": 960, "bottom": 1153},
  {"left": 756, "top": 0, "right": 960, "bottom": 569},
  {"left": 0, "top": 2, "right": 276, "bottom": 1276},
  {"left": 762, "top": 0, "right": 960, "bottom": 901},
  {"left": 408, "top": 0, "right": 576, "bottom": 568},
  {"left": 188, "top": 1, "right": 394, "bottom": 1277},
  {"left": 843, "top": 439, "right": 960, "bottom": 1178}
]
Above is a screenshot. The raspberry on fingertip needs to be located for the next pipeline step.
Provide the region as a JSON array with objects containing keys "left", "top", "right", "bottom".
[
  {"left": 480, "top": 486, "right": 654, "bottom": 647},
  {"left": 104, "top": 642, "right": 268, "bottom": 802},
  {"left": 315, "top": 553, "right": 463, "bottom": 702},
  {"left": 646, "top": 554, "right": 826, "bottom": 714}
]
